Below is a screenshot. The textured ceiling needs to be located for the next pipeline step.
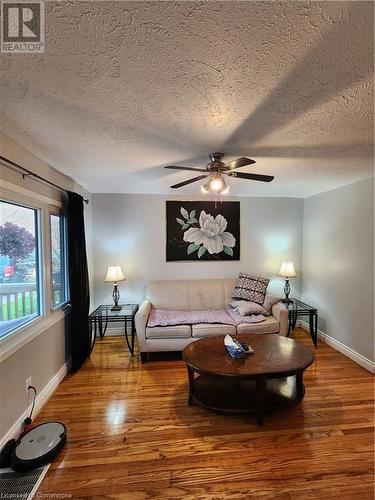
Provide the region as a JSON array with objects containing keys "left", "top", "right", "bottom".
[{"left": 1, "top": 1, "right": 373, "bottom": 197}]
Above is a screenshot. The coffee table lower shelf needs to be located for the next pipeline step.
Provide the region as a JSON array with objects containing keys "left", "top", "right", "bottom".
[{"left": 189, "top": 374, "right": 304, "bottom": 422}]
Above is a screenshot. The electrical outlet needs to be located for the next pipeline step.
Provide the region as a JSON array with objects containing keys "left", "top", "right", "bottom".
[{"left": 25, "top": 377, "right": 32, "bottom": 394}]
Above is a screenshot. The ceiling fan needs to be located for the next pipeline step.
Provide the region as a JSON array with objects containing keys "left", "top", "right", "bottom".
[{"left": 165, "top": 153, "right": 274, "bottom": 194}]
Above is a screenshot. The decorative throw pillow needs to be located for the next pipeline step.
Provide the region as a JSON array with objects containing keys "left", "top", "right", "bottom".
[
  {"left": 230, "top": 300, "right": 270, "bottom": 316},
  {"left": 232, "top": 273, "right": 270, "bottom": 304},
  {"left": 262, "top": 294, "right": 281, "bottom": 313}
]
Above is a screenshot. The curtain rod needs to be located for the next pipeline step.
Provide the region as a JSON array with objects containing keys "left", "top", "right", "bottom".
[{"left": 0, "top": 154, "right": 89, "bottom": 204}]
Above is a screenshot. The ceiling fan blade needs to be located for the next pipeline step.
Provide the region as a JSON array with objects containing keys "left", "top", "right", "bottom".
[
  {"left": 227, "top": 172, "right": 274, "bottom": 182},
  {"left": 170, "top": 175, "right": 207, "bottom": 189},
  {"left": 224, "top": 157, "right": 256, "bottom": 170},
  {"left": 165, "top": 165, "right": 207, "bottom": 172}
]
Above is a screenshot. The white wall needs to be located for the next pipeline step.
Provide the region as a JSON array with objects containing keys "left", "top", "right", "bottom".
[
  {"left": 301, "top": 177, "right": 374, "bottom": 363},
  {"left": 92, "top": 194, "right": 303, "bottom": 307},
  {"left": 0, "top": 320, "right": 66, "bottom": 438}
]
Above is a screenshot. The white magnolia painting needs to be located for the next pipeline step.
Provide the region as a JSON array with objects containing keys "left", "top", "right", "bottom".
[{"left": 166, "top": 201, "right": 240, "bottom": 261}]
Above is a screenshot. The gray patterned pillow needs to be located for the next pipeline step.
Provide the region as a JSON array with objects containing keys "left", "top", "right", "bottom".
[{"left": 232, "top": 273, "right": 270, "bottom": 305}]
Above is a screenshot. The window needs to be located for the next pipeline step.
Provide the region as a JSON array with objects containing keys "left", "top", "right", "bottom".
[
  {"left": 50, "top": 213, "right": 68, "bottom": 308},
  {"left": 0, "top": 200, "right": 41, "bottom": 338}
]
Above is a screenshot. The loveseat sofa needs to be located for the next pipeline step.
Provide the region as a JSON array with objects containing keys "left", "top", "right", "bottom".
[{"left": 135, "top": 278, "right": 288, "bottom": 360}]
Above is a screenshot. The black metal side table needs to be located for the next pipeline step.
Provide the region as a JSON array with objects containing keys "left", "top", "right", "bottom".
[
  {"left": 285, "top": 299, "right": 318, "bottom": 347},
  {"left": 89, "top": 304, "right": 139, "bottom": 355}
]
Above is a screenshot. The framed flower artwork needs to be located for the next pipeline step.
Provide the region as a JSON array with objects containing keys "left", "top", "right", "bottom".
[{"left": 166, "top": 201, "right": 240, "bottom": 261}]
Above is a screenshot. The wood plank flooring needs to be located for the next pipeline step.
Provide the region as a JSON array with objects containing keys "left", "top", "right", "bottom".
[{"left": 36, "top": 329, "right": 374, "bottom": 499}]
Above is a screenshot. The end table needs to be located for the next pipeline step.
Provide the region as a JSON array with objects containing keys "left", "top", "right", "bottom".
[
  {"left": 89, "top": 304, "right": 139, "bottom": 355},
  {"left": 285, "top": 299, "right": 318, "bottom": 347}
]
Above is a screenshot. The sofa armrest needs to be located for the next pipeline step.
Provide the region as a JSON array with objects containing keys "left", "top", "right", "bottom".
[
  {"left": 272, "top": 302, "right": 289, "bottom": 337},
  {"left": 135, "top": 299, "right": 152, "bottom": 352}
]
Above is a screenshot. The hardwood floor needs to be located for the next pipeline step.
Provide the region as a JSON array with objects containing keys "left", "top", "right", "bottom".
[{"left": 37, "top": 329, "right": 374, "bottom": 499}]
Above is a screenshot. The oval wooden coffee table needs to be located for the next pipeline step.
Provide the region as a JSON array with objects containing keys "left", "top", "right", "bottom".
[{"left": 182, "top": 334, "right": 314, "bottom": 425}]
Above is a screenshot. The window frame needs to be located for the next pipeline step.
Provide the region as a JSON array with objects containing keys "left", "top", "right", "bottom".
[
  {"left": 0, "top": 198, "right": 44, "bottom": 339},
  {"left": 49, "top": 210, "right": 69, "bottom": 311},
  {"left": 0, "top": 184, "right": 67, "bottom": 362}
]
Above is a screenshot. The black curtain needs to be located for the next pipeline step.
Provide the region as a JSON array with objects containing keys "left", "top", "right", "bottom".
[{"left": 67, "top": 191, "right": 90, "bottom": 371}]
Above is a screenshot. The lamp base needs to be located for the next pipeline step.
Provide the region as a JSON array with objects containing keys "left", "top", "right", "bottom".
[
  {"left": 111, "top": 284, "right": 122, "bottom": 311},
  {"left": 282, "top": 278, "right": 293, "bottom": 304}
]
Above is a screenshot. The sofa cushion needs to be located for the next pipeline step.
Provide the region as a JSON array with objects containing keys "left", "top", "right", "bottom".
[
  {"left": 236, "top": 316, "right": 280, "bottom": 334},
  {"left": 224, "top": 278, "right": 237, "bottom": 306},
  {"left": 230, "top": 300, "right": 270, "bottom": 316},
  {"left": 147, "top": 280, "right": 190, "bottom": 310},
  {"left": 232, "top": 273, "right": 270, "bottom": 304},
  {"left": 146, "top": 325, "right": 191, "bottom": 339},
  {"left": 189, "top": 279, "right": 226, "bottom": 310},
  {"left": 147, "top": 279, "right": 236, "bottom": 311},
  {"left": 192, "top": 323, "right": 236, "bottom": 338}
]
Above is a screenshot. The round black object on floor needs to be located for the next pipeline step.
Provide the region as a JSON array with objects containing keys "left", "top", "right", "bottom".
[{"left": 11, "top": 422, "right": 67, "bottom": 472}]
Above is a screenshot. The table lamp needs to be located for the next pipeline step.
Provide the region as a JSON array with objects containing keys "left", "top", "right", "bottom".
[
  {"left": 105, "top": 265, "right": 125, "bottom": 311},
  {"left": 278, "top": 261, "right": 297, "bottom": 304}
]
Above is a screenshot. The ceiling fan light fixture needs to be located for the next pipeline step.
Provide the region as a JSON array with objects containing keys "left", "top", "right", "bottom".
[
  {"left": 210, "top": 177, "right": 224, "bottom": 192},
  {"left": 201, "top": 172, "right": 229, "bottom": 195}
]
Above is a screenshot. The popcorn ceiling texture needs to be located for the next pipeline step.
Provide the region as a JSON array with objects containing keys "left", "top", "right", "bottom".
[{"left": 1, "top": 1, "right": 373, "bottom": 197}]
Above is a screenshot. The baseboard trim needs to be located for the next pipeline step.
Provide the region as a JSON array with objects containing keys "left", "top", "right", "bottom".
[
  {"left": 299, "top": 320, "right": 374, "bottom": 373},
  {"left": 0, "top": 360, "right": 70, "bottom": 450}
]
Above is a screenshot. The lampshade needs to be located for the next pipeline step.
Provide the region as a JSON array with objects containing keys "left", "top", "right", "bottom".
[
  {"left": 105, "top": 265, "right": 125, "bottom": 283},
  {"left": 278, "top": 261, "right": 297, "bottom": 278}
]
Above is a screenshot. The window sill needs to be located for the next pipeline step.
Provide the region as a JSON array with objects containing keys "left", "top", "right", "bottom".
[
  {"left": 0, "top": 309, "right": 66, "bottom": 363},
  {"left": 51, "top": 301, "right": 70, "bottom": 313}
]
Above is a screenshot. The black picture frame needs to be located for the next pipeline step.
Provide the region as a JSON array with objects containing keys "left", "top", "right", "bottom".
[{"left": 166, "top": 201, "right": 240, "bottom": 261}]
